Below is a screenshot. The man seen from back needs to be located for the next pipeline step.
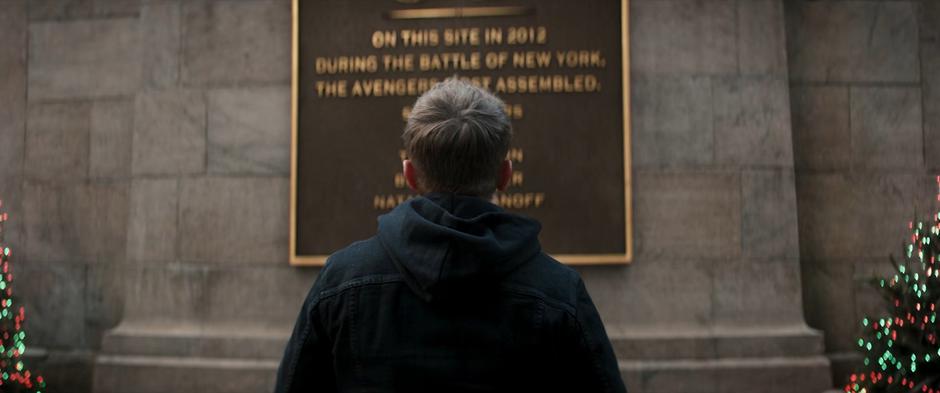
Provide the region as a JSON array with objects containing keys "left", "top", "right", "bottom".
[{"left": 274, "top": 78, "right": 627, "bottom": 393}]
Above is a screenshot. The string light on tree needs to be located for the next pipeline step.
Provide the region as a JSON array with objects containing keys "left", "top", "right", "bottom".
[
  {"left": 0, "top": 200, "right": 44, "bottom": 393},
  {"left": 846, "top": 176, "right": 940, "bottom": 393}
]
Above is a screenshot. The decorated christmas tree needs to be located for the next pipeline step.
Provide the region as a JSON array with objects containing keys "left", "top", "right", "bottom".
[
  {"left": 846, "top": 176, "right": 940, "bottom": 393},
  {"left": 0, "top": 200, "right": 44, "bottom": 393}
]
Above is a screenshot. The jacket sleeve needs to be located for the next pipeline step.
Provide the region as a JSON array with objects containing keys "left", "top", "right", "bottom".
[
  {"left": 565, "top": 279, "right": 628, "bottom": 393},
  {"left": 274, "top": 275, "right": 336, "bottom": 393}
]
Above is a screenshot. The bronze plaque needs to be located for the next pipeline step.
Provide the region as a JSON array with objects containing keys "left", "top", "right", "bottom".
[{"left": 290, "top": 0, "right": 632, "bottom": 265}]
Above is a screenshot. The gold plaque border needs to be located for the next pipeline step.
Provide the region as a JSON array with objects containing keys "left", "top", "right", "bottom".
[{"left": 289, "top": 0, "right": 633, "bottom": 266}]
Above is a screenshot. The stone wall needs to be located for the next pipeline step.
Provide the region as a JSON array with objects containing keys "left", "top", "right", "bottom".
[
  {"left": 608, "top": 1, "right": 831, "bottom": 392},
  {"left": 0, "top": 0, "right": 847, "bottom": 392},
  {"left": 0, "top": 0, "right": 309, "bottom": 391},
  {"left": 785, "top": 0, "right": 939, "bottom": 386}
]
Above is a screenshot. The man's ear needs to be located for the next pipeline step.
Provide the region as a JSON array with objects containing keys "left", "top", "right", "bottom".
[
  {"left": 403, "top": 160, "right": 421, "bottom": 191},
  {"left": 496, "top": 159, "right": 512, "bottom": 192}
]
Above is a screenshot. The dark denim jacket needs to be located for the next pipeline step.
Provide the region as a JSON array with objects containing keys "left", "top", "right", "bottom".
[{"left": 274, "top": 194, "right": 626, "bottom": 392}]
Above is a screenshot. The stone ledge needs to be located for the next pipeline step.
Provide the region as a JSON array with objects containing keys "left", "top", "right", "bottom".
[
  {"left": 96, "top": 354, "right": 279, "bottom": 370},
  {"left": 100, "top": 324, "right": 289, "bottom": 360},
  {"left": 24, "top": 348, "right": 94, "bottom": 393},
  {"left": 94, "top": 355, "right": 277, "bottom": 393},
  {"left": 610, "top": 326, "right": 826, "bottom": 360},
  {"left": 94, "top": 354, "right": 832, "bottom": 393},
  {"left": 621, "top": 356, "right": 832, "bottom": 393},
  {"left": 104, "top": 325, "right": 827, "bottom": 361},
  {"left": 97, "top": 325, "right": 833, "bottom": 393}
]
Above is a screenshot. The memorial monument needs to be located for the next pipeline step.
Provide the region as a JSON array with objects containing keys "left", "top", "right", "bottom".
[
  {"left": 10, "top": 0, "right": 935, "bottom": 391},
  {"left": 291, "top": 0, "right": 632, "bottom": 266}
]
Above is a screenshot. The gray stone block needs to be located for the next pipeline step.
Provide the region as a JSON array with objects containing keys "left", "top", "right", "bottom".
[
  {"left": 712, "top": 76, "right": 793, "bottom": 167},
  {"left": 122, "top": 264, "right": 209, "bottom": 325},
  {"left": 95, "top": 354, "right": 277, "bottom": 393},
  {"left": 208, "top": 87, "right": 291, "bottom": 174},
  {"left": 18, "top": 263, "right": 87, "bottom": 349},
  {"left": 631, "top": 75, "right": 713, "bottom": 168},
  {"left": 0, "top": 0, "right": 27, "bottom": 244},
  {"left": 96, "top": 325, "right": 287, "bottom": 393},
  {"left": 22, "top": 181, "right": 129, "bottom": 263},
  {"left": 578, "top": 259, "right": 712, "bottom": 329},
  {"left": 630, "top": 0, "right": 737, "bottom": 75},
  {"left": 29, "top": 18, "right": 140, "bottom": 100},
  {"left": 23, "top": 349, "right": 95, "bottom": 393},
  {"left": 849, "top": 87, "right": 922, "bottom": 170},
  {"left": 178, "top": 177, "right": 289, "bottom": 264},
  {"left": 924, "top": 44, "right": 940, "bottom": 171},
  {"left": 181, "top": 0, "right": 290, "bottom": 86},
  {"left": 0, "top": 175, "right": 24, "bottom": 251},
  {"left": 28, "top": 0, "right": 139, "bottom": 21},
  {"left": 102, "top": 325, "right": 290, "bottom": 359},
  {"left": 713, "top": 328, "right": 825, "bottom": 359},
  {"left": 801, "top": 259, "right": 858, "bottom": 352},
  {"left": 24, "top": 101, "right": 90, "bottom": 181},
  {"left": 574, "top": 265, "right": 627, "bottom": 327},
  {"left": 95, "top": 0, "right": 138, "bottom": 16},
  {"left": 712, "top": 259, "right": 804, "bottom": 327},
  {"left": 609, "top": 328, "right": 825, "bottom": 361},
  {"left": 796, "top": 174, "right": 859, "bottom": 261},
  {"left": 0, "top": 0, "right": 26, "bottom": 180},
  {"left": 712, "top": 356, "right": 831, "bottom": 393},
  {"left": 140, "top": 1, "right": 180, "bottom": 88},
  {"left": 126, "top": 178, "right": 179, "bottom": 263},
  {"left": 610, "top": 331, "right": 717, "bottom": 361},
  {"left": 0, "top": 0, "right": 27, "bottom": 250},
  {"left": 790, "top": 86, "right": 851, "bottom": 171},
  {"left": 737, "top": 0, "right": 787, "bottom": 76},
  {"left": 796, "top": 173, "right": 927, "bottom": 262},
  {"left": 85, "top": 265, "right": 124, "bottom": 350},
  {"left": 90, "top": 99, "right": 133, "bottom": 179},
  {"left": 621, "top": 356, "right": 831, "bottom": 393},
  {"left": 786, "top": 1, "right": 919, "bottom": 82},
  {"left": 741, "top": 169, "right": 799, "bottom": 259},
  {"left": 203, "top": 266, "right": 315, "bottom": 328},
  {"left": 132, "top": 89, "right": 206, "bottom": 175},
  {"left": 622, "top": 360, "right": 717, "bottom": 393},
  {"left": 855, "top": 174, "right": 934, "bottom": 260},
  {"left": 28, "top": 0, "right": 92, "bottom": 20},
  {"left": 921, "top": 1, "right": 939, "bottom": 42},
  {"left": 634, "top": 171, "right": 741, "bottom": 259}
]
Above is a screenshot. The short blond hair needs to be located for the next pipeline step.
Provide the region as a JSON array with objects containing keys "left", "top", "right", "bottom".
[{"left": 402, "top": 78, "right": 512, "bottom": 196}]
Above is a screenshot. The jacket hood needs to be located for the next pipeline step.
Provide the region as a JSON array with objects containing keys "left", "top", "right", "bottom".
[{"left": 376, "top": 193, "right": 542, "bottom": 302}]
